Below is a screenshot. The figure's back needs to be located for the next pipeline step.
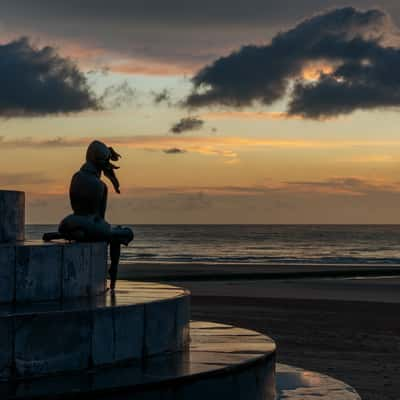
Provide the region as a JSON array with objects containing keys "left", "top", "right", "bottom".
[{"left": 70, "top": 166, "right": 107, "bottom": 218}]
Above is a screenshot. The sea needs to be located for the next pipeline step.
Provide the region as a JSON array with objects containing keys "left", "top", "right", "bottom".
[{"left": 26, "top": 225, "right": 400, "bottom": 266}]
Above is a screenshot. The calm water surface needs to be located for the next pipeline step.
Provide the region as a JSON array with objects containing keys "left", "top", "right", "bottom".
[{"left": 26, "top": 225, "right": 400, "bottom": 266}]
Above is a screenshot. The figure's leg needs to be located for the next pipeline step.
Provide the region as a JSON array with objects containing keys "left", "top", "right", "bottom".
[
  {"left": 109, "top": 240, "right": 121, "bottom": 291},
  {"left": 108, "top": 227, "right": 134, "bottom": 291}
]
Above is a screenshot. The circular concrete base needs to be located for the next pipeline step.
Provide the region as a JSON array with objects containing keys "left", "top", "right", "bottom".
[
  {"left": 0, "top": 320, "right": 361, "bottom": 400},
  {"left": 2, "top": 321, "right": 277, "bottom": 400}
]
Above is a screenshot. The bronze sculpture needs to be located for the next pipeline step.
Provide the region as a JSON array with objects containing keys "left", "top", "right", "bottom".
[{"left": 43, "top": 140, "right": 134, "bottom": 291}]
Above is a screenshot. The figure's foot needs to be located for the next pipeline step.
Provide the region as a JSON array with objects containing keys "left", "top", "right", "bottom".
[{"left": 42, "top": 232, "right": 63, "bottom": 242}]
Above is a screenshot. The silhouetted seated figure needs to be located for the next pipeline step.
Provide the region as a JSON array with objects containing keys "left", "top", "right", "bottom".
[{"left": 43, "top": 140, "right": 134, "bottom": 291}]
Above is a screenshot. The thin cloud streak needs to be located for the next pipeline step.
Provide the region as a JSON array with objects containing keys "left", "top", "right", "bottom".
[
  {"left": 4, "top": 136, "right": 400, "bottom": 153},
  {"left": 202, "top": 111, "right": 305, "bottom": 120},
  {"left": 0, "top": 172, "right": 54, "bottom": 187},
  {"left": 29, "top": 176, "right": 400, "bottom": 198}
]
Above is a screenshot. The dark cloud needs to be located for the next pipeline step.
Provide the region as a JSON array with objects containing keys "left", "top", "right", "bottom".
[
  {"left": 163, "top": 147, "right": 187, "bottom": 154},
  {"left": 170, "top": 116, "right": 204, "bottom": 134},
  {"left": 0, "top": 37, "right": 99, "bottom": 116},
  {"left": 185, "top": 7, "right": 400, "bottom": 118},
  {"left": 152, "top": 89, "right": 172, "bottom": 105}
]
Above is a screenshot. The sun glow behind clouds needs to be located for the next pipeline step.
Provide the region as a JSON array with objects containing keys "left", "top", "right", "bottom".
[{"left": 301, "top": 62, "right": 336, "bottom": 81}]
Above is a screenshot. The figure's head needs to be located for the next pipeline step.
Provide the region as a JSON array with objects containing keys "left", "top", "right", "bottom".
[{"left": 86, "top": 140, "right": 121, "bottom": 193}]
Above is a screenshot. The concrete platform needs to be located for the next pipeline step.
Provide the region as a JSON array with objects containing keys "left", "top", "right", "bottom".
[
  {"left": 0, "top": 322, "right": 360, "bottom": 400},
  {"left": 0, "top": 241, "right": 108, "bottom": 303},
  {"left": 0, "top": 282, "right": 190, "bottom": 380},
  {"left": 277, "top": 364, "right": 361, "bottom": 399},
  {"left": 1, "top": 321, "right": 277, "bottom": 400}
]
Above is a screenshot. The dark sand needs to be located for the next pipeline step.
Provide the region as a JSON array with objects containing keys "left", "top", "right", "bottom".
[
  {"left": 121, "top": 265, "right": 400, "bottom": 400},
  {"left": 191, "top": 296, "right": 399, "bottom": 400},
  {"left": 119, "top": 262, "right": 400, "bottom": 282}
]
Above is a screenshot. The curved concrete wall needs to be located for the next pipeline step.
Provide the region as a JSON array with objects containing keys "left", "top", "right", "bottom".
[
  {"left": 0, "top": 282, "right": 190, "bottom": 380},
  {"left": 0, "top": 191, "right": 24, "bottom": 243}
]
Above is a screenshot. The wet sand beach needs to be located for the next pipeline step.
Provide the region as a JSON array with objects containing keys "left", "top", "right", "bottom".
[{"left": 121, "top": 265, "right": 400, "bottom": 400}]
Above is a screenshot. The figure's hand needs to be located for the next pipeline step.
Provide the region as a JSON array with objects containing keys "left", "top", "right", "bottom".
[
  {"left": 109, "top": 147, "right": 121, "bottom": 161},
  {"left": 103, "top": 166, "right": 120, "bottom": 193},
  {"left": 103, "top": 147, "right": 121, "bottom": 193}
]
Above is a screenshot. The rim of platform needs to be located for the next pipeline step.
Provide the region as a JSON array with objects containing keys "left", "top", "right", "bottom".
[{"left": 0, "top": 281, "right": 189, "bottom": 316}]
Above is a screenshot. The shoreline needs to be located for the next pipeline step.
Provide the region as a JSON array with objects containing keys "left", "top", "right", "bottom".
[{"left": 119, "top": 262, "right": 400, "bottom": 282}]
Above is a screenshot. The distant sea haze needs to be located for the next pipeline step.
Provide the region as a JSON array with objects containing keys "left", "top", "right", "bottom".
[{"left": 26, "top": 225, "right": 400, "bottom": 266}]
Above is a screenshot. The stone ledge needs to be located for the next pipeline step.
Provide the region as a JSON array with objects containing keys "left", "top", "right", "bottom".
[
  {"left": 0, "top": 241, "right": 107, "bottom": 303},
  {"left": 0, "top": 281, "right": 190, "bottom": 380}
]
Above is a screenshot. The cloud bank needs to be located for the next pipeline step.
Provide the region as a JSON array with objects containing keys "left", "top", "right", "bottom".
[
  {"left": 0, "top": 37, "right": 99, "bottom": 116},
  {"left": 185, "top": 7, "right": 400, "bottom": 119}
]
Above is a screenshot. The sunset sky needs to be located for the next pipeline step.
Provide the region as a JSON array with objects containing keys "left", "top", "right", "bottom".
[{"left": 3, "top": 1, "right": 400, "bottom": 223}]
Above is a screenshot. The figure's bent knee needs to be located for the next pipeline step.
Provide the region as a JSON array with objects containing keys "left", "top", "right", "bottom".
[{"left": 111, "top": 226, "right": 134, "bottom": 246}]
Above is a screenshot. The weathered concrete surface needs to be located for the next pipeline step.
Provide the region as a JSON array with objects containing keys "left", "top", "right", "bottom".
[
  {"left": 114, "top": 304, "right": 145, "bottom": 361},
  {"left": 90, "top": 242, "right": 107, "bottom": 295},
  {"left": 1, "top": 281, "right": 190, "bottom": 380},
  {"left": 0, "top": 190, "right": 24, "bottom": 243},
  {"left": 176, "top": 294, "right": 190, "bottom": 349},
  {"left": 0, "top": 241, "right": 108, "bottom": 303},
  {"left": 14, "top": 311, "right": 91, "bottom": 377},
  {"left": 91, "top": 303, "right": 147, "bottom": 366},
  {"left": 0, "top": 319, "right": 12, "bottom": 380},
  {"left": 92, "top": 308, "right": 114, "bottom": 366},
  {"left": 145, "top": 299, "right": 179, "bottom": 356},
  {"left": 16, "top": 244, "right": 62, "bottom": 302},
  {"left": 0, "top": 245, "right": 15, "bottom": 303},
  {"left": 63, "top": 243, "right": 91, "bottom": 298}
]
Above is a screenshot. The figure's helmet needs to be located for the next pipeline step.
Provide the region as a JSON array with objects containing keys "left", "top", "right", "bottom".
[{"left": 86, "top": 140, "right": 121, "bottom": 193}]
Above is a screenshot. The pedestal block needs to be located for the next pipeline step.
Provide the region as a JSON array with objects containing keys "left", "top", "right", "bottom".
[
  {"left": 0, "top": 241, "right": 107, "bottom": 303},
  {"left": 0, "top": 191, "right": 24, "bottom": 243},
  {"left": 0, "top": 282, "right": 190, "bottom": 380}
]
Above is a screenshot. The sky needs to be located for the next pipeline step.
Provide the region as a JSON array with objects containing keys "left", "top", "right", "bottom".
[{"left": 3, "top": 1, "right": 400, "bottom": 223}]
